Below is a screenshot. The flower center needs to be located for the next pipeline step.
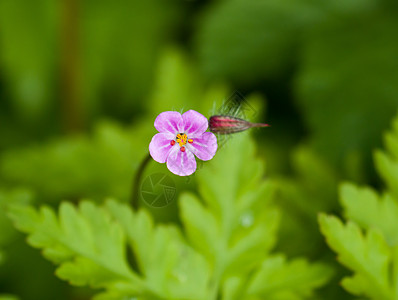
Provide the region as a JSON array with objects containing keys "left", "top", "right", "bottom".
[
  {"left": 176, "top": 133, "right": 187, "bottom": 147},
  {"left": 171, "top": 133, "right": 194, "bottom": 152}
]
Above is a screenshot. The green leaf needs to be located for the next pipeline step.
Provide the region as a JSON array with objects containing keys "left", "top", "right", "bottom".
[
  {"left": 180, "top": 134, "right": 279, "bottom": 274},
  {"left": 7, "top": 201, "right": 147, "bottom": 299},
  {"left": 319, "top": 114, "right": 398, "bottom": 299},
  {"left": 180, "top": 133, "right": 330, "bottom": 298},
  {"left": 375, "top": 116, "right": 398, "bottom": 199},
  {"left": 319, "top": 214, "right": 392, "bottom": 299},
  {"left": 275, "top": 146, "right": 339, "bottom": 257},
  {"left": 247, "top": 255, "right": 333, "bottom": 299},
  {"left": 5, "top": 132, "right": 331, "bottom": 299},
  {"left": 279, "top": 146, "right": 340, "bottom": 218},
  {"left": 0, "top": 188, "right": 33, "bottom": 247},
  {"left": 0, "top": 187, "right": 34, "bottom": 280},
  {"left": 8, "top": 201, "right": 141, "bottom": 290},
  {"left": 340, "top": 183, "right": 398, "bottom": 246},
  {"left": 178, "top": 192, "right": 219, "bottom": 261},
  {"left": 8, "top": 199, "right": 210, "bottom": 299},
  {"left": 105, "top": 200, "right": 210, "bottom": 300}
]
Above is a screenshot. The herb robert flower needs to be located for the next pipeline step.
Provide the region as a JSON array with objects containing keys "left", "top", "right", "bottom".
[{"left": 149, "top": 110, "right": 218, "bottom": 176}]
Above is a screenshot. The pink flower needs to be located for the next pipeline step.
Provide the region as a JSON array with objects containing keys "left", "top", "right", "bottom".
[{"left": 149, "top": 110, "right": 218, "bottom": 176}]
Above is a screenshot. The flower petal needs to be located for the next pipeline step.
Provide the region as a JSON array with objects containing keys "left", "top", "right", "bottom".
[
  {"left": 154, "top": 111, "right": 183, "bottom": 134},
  {"left": 166, "top": 146, "right": 197, "bottom": 176},
  {"left": 187, "top": 132, "right": 218, "bottom": 161},
  {"left": 149, "top": 132, "right": 175, "bottom": 163},
  {"left": 182, "top": 110, "right": 208, "bottom": 137}
]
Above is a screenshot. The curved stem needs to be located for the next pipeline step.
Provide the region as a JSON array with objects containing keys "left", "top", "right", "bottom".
[{"left": 131, "top": 153, "right": 152, "bottom": 210}]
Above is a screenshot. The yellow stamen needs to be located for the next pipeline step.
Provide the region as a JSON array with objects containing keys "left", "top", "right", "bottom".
[{"left": 176, "top": 133, "right": 188, "bottom": 147}]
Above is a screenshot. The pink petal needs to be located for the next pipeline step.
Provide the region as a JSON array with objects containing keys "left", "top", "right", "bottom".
[
  {"left": 182, "top": 110, "right": 208, "bottom": 137},
  {"left": 187, "top": 132, "right": 218, "bottom": 161},
  {"left": 154, "top": 111, "right": 183, "bottom": 134},
  {"left": 166, "top": 146, "right": 197, "bottom": 176},
  {"left": 149, "top": 132, "right": 175, "bottom": 163}
]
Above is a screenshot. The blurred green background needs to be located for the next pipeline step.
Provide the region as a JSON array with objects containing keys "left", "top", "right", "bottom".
[{"left": 1, "top": 0, "right": 398, "bottom": 299}]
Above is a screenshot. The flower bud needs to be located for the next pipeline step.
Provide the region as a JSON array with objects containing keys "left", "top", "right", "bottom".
[{"left": 208, "top": 115, "right": 269, "bottom": 134}]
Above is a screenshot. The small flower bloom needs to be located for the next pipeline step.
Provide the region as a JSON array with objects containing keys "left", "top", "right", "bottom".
[
  {"left": 209, "top": 115, "right": 269, "bottom": 134},
  {"left": 149, "top": 110, "right": 218, "bottom": 176}
]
